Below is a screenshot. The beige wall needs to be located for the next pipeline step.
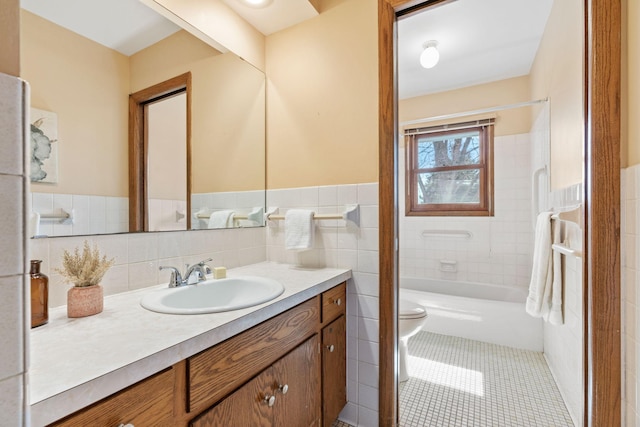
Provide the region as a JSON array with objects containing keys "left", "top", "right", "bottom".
[
  {"left": 627, "top": 0, "right": 640, "bottom": 166},
  {"left": 131, "top": 30, "right": 266, "bottom": 194},
  {"left": 265, "top": 0, "right": 378, "bottom": 189},
  {"left": 22, "top": 10, "right": 130, "bottom": 197},
  {"left": 399, "top": 76, "right": 533, "bottom": 140},
  {"left": 529, "top": 0, "right": 584, "bottom": 190}
]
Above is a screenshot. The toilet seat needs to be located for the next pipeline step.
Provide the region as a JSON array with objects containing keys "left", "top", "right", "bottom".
[{"left": 399, "top": 299, "right": 427, "bottom": 320}]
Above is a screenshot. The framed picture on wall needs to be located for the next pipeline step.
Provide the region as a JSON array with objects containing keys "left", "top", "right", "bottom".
[{"left": 30, "top": 107, "right": 59, "bottom": 184}]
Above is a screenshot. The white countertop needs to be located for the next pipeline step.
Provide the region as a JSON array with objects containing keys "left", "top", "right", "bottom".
[{"left": 29, "top": 262, "right": 351, "bottom": 426}]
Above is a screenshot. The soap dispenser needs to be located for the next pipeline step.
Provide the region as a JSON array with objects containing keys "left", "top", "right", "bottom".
[{"left": 30, "top": 259, "right": 48, "bottom": 328}]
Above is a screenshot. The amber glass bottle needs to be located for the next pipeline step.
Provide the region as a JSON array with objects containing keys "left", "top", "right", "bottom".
[{"left": 30, "top": 260, "right": 48, "bottom": 328}]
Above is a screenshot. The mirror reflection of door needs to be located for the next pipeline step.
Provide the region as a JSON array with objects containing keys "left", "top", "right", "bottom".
[
  {"left": 146, "top": 92, "right": 187, "bottom": 231},
  {"left": 129, "top": 72, "right": 191, "bottom": 232}
]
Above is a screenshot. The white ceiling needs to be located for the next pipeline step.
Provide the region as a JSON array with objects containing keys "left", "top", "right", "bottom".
[
  {"left": 221, "top": 0, "right": 319, "bottom": 35},
  {"left": 398, "top": 0, "right": 554, "bottom": 100},
  {"left": 20, "top": 0, "right": 318, "bottom": 56},
  {"left": 20, "top": 0, "right": 181, "bottom": 56}
]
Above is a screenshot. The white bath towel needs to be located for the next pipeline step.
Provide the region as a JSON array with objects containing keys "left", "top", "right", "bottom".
[
  {"left": 547, "top": 220, "right": 564, "bottom": 325},
  {"left": 526, "top": 212, "right": 564, "bottom": 324},
  {"left": 208, "top": 210, "right": 234, "bottom": 229},
  {"left": 285, "top": 209, "right": 315, "bottom": 251},
  {"left": 526, "top": 212, "right": 553, "bottom": 318}
]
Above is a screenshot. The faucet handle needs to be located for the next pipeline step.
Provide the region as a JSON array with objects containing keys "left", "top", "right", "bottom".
[
  {"left": 197, "top": 258, "right": 213, "bottom": 275},
  {"left": 159, "top": 266, "right": 183, "bottom": 288}
]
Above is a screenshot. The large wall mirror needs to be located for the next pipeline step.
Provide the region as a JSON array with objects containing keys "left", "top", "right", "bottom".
[{"left": 21, "top": 0, "right": 266, "bottom": 237}]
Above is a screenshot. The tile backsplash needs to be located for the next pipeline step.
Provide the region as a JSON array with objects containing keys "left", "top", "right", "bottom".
[{"left": 30, "top": 227, "right": 266, "bottom": 308}]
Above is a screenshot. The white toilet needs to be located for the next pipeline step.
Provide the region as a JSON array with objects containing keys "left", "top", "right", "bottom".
[{"left": 399, "top": 299, "right": 428, "bottom": 382}]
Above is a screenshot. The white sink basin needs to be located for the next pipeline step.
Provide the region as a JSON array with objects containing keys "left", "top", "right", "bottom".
[{"left": 140, "top": 276, "right": 285, "bottom": 314}]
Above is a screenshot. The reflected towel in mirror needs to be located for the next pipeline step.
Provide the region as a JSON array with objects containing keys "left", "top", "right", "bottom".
[{"left": 208, "top": 210, "right": 234, "bottom": 229}]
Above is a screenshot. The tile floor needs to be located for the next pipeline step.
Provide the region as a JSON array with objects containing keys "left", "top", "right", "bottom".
[{"left": 399, "top": 332, "right": 574, "bottom": 427}]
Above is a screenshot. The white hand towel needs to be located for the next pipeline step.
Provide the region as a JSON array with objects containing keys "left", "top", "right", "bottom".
[
  {"left": 547, "top": 219, "right": 564, "bottom": 325},
  {"left": 208, "top": 210, "right": 234, "bottom": 229},
  {"left": 285, "top": 209, "right": 315, "bottom": 251},
  {"left": 526, "top": 212, "right": 553, "bottom": 318}
]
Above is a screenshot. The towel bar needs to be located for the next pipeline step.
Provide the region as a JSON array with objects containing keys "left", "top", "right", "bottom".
[
  {"left": 38, "top": 209, "right": 74, "bottom": 224},
  {"left": 421, "top": 229, "right": 472, "bottom": 239},
  {"left": 194, "top": 207, "right": 264, "bottom": 223},
  {"left": 551, "top": 205, "right": 582, "bottom": 227},
  {"left": 266, "top": 204, "right": 360, "bottom": 227},
  {"left": 552, "top": 243, "right": 582, "bottom": 258}
]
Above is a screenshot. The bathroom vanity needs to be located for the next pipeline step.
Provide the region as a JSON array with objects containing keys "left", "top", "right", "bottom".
[{"left": 30, "top": 263, "right": 350, "bottom": 427}]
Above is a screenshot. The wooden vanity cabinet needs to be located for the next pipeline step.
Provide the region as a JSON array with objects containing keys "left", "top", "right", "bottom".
[
  {"left": 47, "top": 282, "right": 347, "bottom": 427},
  {"left": 190, "top": 335, "right": 321, "bottom": 427}
]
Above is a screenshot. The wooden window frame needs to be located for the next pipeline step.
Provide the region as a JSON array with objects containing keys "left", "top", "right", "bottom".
[{"left": 405, "top": 124, "right": 494, "bottom": 216}]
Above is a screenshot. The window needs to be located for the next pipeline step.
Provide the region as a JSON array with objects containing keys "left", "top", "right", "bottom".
[{"left": 405, "top": 121, "right": 494, "bottom": 216}]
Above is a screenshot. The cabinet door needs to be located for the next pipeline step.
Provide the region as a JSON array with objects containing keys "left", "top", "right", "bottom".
[
  {"left": 322, "top": 315, "right": 346, "bottom": 427},
  {"left": 190, "top": 368, "right": 274, "bottom": 427},
  {"left": 272, "top": 334, "right": 321, "bottom": 427}
]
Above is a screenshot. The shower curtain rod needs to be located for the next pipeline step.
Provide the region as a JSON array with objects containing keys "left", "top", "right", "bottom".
[{"left": 400, "top": 97, "right": 549, "bottom": 127}]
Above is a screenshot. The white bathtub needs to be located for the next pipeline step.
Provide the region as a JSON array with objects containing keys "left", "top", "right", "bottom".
[{"left": 401, "top": 277, "right": 543, "bottom": 352}]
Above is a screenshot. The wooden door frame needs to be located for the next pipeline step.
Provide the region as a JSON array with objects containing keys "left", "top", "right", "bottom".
[
  {"left": 377, "top": 0, "right": 622, "bottom": 426},
  {"left": 129, "top": 72, "right": 192, "bottom": 232}
]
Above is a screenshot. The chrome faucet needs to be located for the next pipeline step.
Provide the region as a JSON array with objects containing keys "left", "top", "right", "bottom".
[{"left": 159, "top": 258, "right": 212, "bottom": 287}]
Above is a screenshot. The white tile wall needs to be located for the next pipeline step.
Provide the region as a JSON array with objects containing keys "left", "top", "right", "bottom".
[
  {"left": 623, "top": 165, "right": 640, "bottom": 426},
  {"left": 0, "top": 71, "right": 29, "bottom": 426},
  {"left": 399, "top": 133, "right": 534, "bottom": 289},
  {"left": 30, "top": 192, "right": 128, "bottom": 237},
  {"left": 543, "top": 183, "right": 584, "bottom": 426},
  {"left": 266, "top": 183, "right": 380, "bottom": 426},
  {"left": 30, "top": 227, "right": 267, "bottom": 308}
]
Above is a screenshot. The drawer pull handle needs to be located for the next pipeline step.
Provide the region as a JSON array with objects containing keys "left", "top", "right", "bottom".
[
  {"left": 326, "top": 344, "right": 335, "bottom": 352},
  {"left": 277, "top": 384, "right": 289, "bottom": 394},
  {"left": 118, "top": 424, "right": 134, "bottom": 427},
  {"left": 263, "top": 395, "right": 276, "bottom": 407},
  {"left": 333, "top": 298, "right": 342, "bottom": 306}
]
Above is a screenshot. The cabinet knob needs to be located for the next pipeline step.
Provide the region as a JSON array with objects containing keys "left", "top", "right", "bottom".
[
  {"left": 333, "top": 298, "right": 342, "bottom": 306},
  {"left": 263, "top": 395, "right": 276, "bottom": 407},
  {"left": 277, "top": 383, "right": 289, "bottom": 394},
  {"left": 326, "top": 344, "right": 335, "bottom": 352}
]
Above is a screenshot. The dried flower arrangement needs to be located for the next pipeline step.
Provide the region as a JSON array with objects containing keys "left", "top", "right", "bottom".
[{"left": 56, "top": 241, "right": 115, "bottom": 287}]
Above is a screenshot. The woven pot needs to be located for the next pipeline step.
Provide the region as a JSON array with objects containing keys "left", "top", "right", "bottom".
[{"left": 67, "top": 284, "right": 103, "bottom": 318}]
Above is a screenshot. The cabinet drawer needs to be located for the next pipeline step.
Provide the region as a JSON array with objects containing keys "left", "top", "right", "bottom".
[
  {"left": 188, "top": 297, "right": 319, "bottom": 414},
  {"left": 49, "top": 368, "right": 175, "bottom": 427},
  {"left": 321, "top": 282, "right": 346, "bottom": 324}
]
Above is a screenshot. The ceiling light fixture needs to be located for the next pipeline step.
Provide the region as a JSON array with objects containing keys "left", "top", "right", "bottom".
[
  {"left": 420, "top": 40, "right": 440, "bottom": 69},
  {"left": 237, "top": 0, "right": 274, "bottom": 8}
]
